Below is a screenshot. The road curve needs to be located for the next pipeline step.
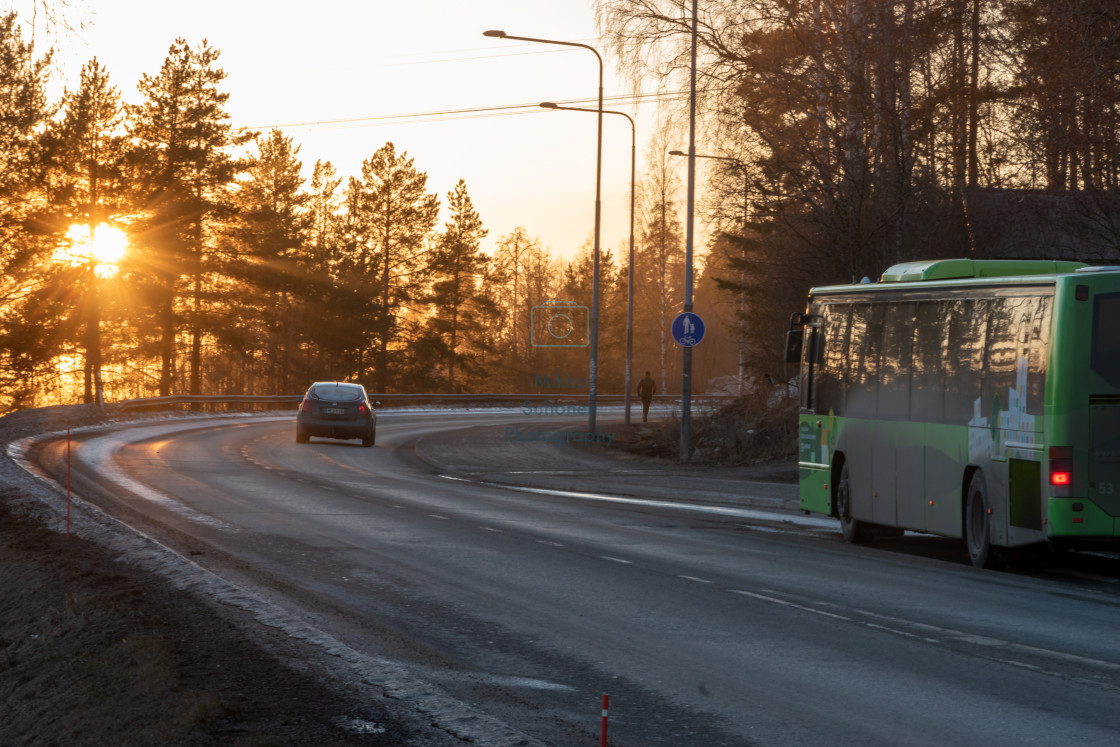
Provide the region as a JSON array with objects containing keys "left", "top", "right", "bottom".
[{"left": 30, "top": 410, "right": 1120, "bottom": 746}]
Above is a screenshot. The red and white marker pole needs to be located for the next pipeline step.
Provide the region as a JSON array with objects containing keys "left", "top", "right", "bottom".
[{"left": 600, "top": 693, "right": 609, "bottom": 746}]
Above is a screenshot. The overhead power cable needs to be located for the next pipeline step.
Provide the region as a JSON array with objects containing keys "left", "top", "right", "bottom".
[{"left": 246, "top": 89, "right": 690, "bottom": 131}]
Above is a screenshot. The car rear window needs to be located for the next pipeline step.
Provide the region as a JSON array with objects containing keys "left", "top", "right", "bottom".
[{"left": 309, "top": 384, "right": 364, "bottom": 401}]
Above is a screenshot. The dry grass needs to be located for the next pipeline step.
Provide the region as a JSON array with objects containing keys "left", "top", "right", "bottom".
[{"left": 614, "top": 387, "right": 799, "bottom": 466}]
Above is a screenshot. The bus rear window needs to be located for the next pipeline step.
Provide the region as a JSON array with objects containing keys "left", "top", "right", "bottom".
[{"left": 1092, "top": 293, "right": 1120, "bottom": 388}]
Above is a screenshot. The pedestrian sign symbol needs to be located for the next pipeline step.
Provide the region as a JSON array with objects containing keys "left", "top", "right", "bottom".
[{"left": 671, "top": 312, "right": 705, "bottom": 347}]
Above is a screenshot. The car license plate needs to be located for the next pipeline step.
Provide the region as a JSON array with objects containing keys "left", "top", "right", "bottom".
[{"left": 323, "top": 407, "right": 346, "bottom": 415}]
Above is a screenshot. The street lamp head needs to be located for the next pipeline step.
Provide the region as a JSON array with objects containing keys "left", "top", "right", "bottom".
[
  {"left": 669, "top": 150, "right": 686, "bottom": 156},
  {"left": 482, "top": 29, "right": 507, "bottom": 38},
  {"left": 539, "top": 102, "right": 559, "bottom": 109}
]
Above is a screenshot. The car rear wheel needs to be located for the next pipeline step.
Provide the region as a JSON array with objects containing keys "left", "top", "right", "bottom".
[{"left": 296, "top": 431, "right": 309, "bottom": 444}]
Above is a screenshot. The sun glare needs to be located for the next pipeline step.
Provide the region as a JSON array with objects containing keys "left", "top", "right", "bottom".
[{"left": 64, "top": 223, "right": 129, "bottom": 277}]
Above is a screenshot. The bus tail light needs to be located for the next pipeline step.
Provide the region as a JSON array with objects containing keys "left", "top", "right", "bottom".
[{"left": 1050, "top": 446, "right": 1073, "bottom": 497}]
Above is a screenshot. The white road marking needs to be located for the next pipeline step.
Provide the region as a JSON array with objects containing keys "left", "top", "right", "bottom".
[
  {"left": 735, "top": 588, "right": 1120, "bottom": 678},
  {"left": 730, "top": 589, "right": 853, "bottom": 622},
  {"left": 439, "top": 475, "right": 829, "bottom": 529}
]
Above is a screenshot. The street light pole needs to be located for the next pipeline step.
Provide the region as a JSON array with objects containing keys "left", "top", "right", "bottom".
[
  {"left": 681, "top": 0, "right": 699, "bottom": 462},
  {"left": 540, "top": 102, "right": 636, "bottom": 425},
  {"left": 485, "top": 30, "right": 604, "bottom": 433}
]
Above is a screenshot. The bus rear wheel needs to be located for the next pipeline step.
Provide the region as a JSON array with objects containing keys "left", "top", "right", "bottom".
[
  {"left": 837, "top": 461, "right": 874, "bottom": 544},
  {"left": 966, "top": 471, "right": 995, "bottom": 568}
]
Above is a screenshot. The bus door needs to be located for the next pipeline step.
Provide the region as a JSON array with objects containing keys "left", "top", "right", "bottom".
[
  {"left": 788, "top": 311, "right": 822, "bottom": 413},
  {"left": 792, "top": 310, "right": 833, "bottom": 515}
]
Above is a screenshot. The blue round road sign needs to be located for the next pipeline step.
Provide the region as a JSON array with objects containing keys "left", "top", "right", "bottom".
[{"left": 671, "top": 312, "right": 705, "bottom": 347}]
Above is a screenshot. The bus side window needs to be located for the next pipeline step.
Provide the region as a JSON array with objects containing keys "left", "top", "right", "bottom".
[
  {"left": 985, "top": 297, "right": 1018, "bottom": 417},
  {"left": 880, "top": 302, "right": 914, "bottom": 419},
  {"left": 817, "top": 304, "right": 850, "bottom": 415},
  {"left": 984, "top": 295, "right": 1048, "bottom": 421},
  {"left": 848, "top": 304, "right": 884, "bottom": 417},
  {"left": 945, "top": 298, "right": 988, "bottom": 423},
  {"left": 1027, "top": 296, "right": 1051, "bottom": 409},
  {"left": 911, "top": 301, "right": 943, "bottom": 421}
]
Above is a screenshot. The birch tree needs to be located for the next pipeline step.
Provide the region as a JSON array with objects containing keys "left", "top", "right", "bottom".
[{"left": 427, "top": 179, "right": 491, "bottom": 391}]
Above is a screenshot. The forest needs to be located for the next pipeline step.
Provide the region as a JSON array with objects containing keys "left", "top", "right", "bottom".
[
  {"left": 5, "top": 0, "right": 1120, "bottom": 412},
  {"left": 0, "top": 10, "right": 744, "bottom": 413},
  {"left": 596, "top": 0, "right": 1120, "bottom": 372}
]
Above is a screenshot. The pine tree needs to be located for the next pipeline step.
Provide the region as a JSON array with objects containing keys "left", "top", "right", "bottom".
[
  {"left": 343, "top": 142, "right": 440, "bottom": 392},
  {"left": 223, "top": 129, "right": 309, "bottom": 393},
  {"left": 0, "top": 11, "right": 58, "bottom": 411},
  {"left": 126, "top": 38, "right": 250, "bottom": 395},
  {"left": 427, "top": 179, "right": 490, "bottom": 391},
  {"left": 46, "top": 57, "right": 126, "bottom": 404},
  {"left": 308, "top": 159, "right": 344, "bottom": 269},
  {"left": 294, "top": 159, "right": 358, "bottom": 381}
]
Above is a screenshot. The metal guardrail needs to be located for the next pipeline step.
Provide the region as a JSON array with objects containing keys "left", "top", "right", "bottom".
[
  {"left": 115, "top": 392, "right": 727, "bottom": 413},
  {"left": 117, "top": 394, "right": 302, "bottom": 411}
]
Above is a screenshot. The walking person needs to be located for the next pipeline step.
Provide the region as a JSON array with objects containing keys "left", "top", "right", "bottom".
[{"left": 637, "top": 371, "right": 657, "bottom": 423}]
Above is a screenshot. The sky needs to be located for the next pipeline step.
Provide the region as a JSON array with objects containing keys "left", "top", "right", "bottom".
[{"left": 15, "top": 0, "right": 684, "bottom": 261}]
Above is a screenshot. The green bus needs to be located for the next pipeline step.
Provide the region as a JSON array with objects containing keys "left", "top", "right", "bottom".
[{"left": 790, "top": 258, "right": 1120, "bottom": 567}]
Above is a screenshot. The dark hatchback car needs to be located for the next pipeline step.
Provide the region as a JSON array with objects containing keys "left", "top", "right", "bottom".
[{"left": 296, "top": 382, "right": 376, "bottom": 447}]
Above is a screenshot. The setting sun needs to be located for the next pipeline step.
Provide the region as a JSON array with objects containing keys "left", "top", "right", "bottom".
[{"left": 64, "top": 223, "right": 129, "bottom": 277}]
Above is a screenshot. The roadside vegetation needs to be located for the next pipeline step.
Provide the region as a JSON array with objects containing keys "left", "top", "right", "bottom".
[{"left": 614, "top": 383, "right": 799, "bottom": 466}]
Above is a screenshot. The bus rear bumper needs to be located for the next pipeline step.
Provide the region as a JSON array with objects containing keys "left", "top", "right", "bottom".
[{"left": 1046, "top": 497, "right": 1120, "bottom": 542}]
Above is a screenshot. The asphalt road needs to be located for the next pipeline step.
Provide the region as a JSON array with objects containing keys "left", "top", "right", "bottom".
[{"left": 33, "top": 410, "right": 1120, "bottom": 746}]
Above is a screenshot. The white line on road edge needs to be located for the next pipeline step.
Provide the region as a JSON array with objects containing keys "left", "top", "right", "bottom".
[
  {"left": 733, "top": 588, "right": 1120, "bottom": 679},
  {"left": 440, "top": 475, "right": 837, "bottom": 530},
  {"left": 730, "top": 589, "right": 854, "bottom": 622}
]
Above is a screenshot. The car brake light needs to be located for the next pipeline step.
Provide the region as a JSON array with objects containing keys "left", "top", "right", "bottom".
[
  {"left": 358, "top": 403, "right": 369, "bottom": 415},
  {"left": 300, "top": 398, "right": 312, "bottom": 413}
]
